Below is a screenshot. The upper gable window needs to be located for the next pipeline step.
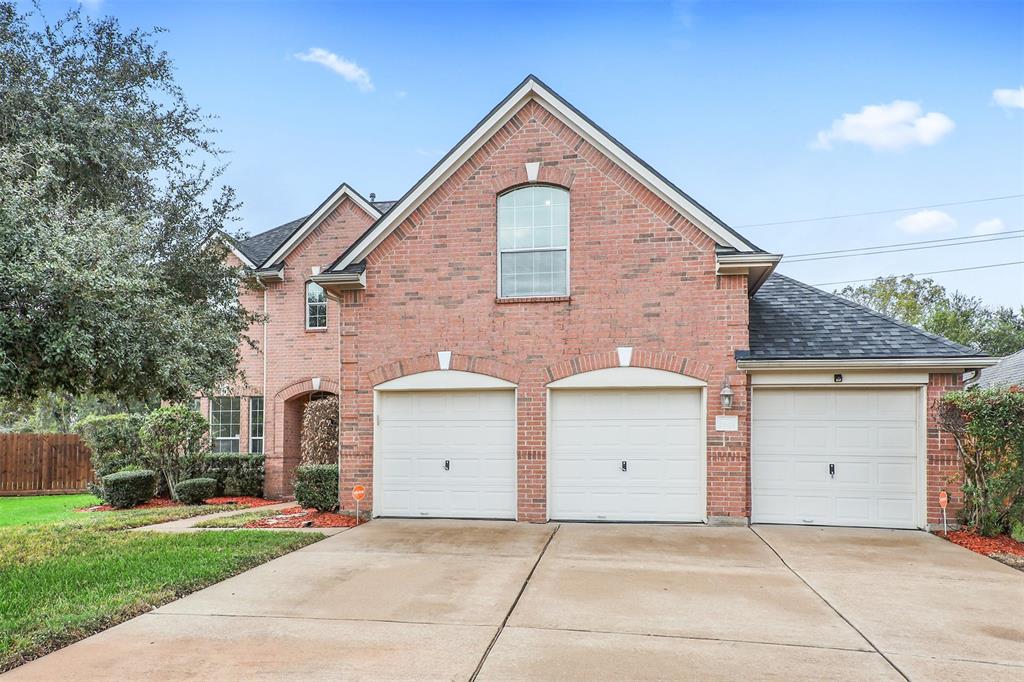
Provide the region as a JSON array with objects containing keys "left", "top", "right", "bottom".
[
  {"left": 497, "top": 186, "right": 569, "bottom": 298},
  {"left": 306, "top": 281, "right": 327, "bottom": 329}
]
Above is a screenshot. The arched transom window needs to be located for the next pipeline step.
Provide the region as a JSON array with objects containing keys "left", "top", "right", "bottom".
[{"left": 497, "top": 185, "right": 569, "bottom": 298}]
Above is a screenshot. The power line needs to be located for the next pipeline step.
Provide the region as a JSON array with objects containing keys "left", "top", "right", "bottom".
[
  {"left": 786, "top": 233, "right": 1024, "bottom": 263},
  {"left": 811, "top": 260, "right": 1024, "bottom": 287},
  {"left": 735, "top": 194, "right": 1024, "bottom": 228},
  {"left": 787, "top": 229, "right": 1024, "bottom": 258}
]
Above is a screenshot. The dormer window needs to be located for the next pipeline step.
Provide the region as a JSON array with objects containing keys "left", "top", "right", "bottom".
[
  {"left": 306, "top": 281, "right": 327, "bottom": 329},
  {"left": 497, "top": 186, "right": 569, "bottom": 298}
]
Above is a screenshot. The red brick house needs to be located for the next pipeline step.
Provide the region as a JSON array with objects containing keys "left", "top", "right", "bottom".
[{"left": 210, "top": 76, "right": 993, "bottom": 530}]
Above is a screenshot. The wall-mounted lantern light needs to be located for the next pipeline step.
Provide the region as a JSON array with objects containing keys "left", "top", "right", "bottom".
[{"left": 720, "top": 381, "right": 734, "bottom": 410}]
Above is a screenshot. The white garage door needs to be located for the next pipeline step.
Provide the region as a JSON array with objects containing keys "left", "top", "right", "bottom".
[
  {"left": 752, "top": 388, "right": 921, "bottom": 529},
  {"left": 377, "top": 390, "right": 516, "bottom": 519},
  {"left": 549, "top": 388, "right": 703, "bottom": 522}
]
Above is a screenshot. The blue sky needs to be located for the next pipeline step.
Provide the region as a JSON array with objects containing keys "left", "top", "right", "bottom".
[{"left": 45, "top": 0, "right": 1024, "bottom": 306}]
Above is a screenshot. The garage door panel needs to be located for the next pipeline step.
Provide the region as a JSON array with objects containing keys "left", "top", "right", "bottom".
[
  {"left": 753, "top": 388, "right": 921, "bottom": 529},
  {"left": 549, "top": 388, "right": 703, "bottom": 523},
  {"left": 378, "top": 390, "right": 516, "bottom": 519}
]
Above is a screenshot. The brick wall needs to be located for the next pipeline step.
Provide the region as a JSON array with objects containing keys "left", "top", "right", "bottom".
[
  {"left": 926, "top": 372, "right": 965, "bottom": 526},
  {"left": 336, "top": 99, "right": 750, "bottom": 521}
]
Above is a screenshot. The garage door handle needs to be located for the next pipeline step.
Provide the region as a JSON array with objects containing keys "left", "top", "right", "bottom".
[
  {"left": 621, "top": 460, "right": 628, "bottom": 472},
  {"left": 443, "top": 460, "right": 450, "bottom": 471},
  {"left": 829, "top": 463, "right": 835, "bottom": 478}
]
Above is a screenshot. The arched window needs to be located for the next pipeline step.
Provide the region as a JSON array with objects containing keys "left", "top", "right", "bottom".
[
  {"left": 497, "top": 185, "right": 569, "bottom": 298},
  {"left": 306, "top": 281, "right": 327, "bottom": 329}
]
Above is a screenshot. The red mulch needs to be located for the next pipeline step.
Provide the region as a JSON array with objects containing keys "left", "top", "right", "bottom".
[
  {"left": 938, "top": 529, "right": 1024, "bottom": 557},
  {"left": 243, "top": 506, "right": 358, "bottom": 529},
  {"left": 78, "top": 498, "right": 181, "bottom": 513},
  {"left": 204, "top": 496, "right": 279, "bottom": 507}
]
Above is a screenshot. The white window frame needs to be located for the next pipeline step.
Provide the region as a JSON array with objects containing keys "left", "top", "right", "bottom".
[
  {"left": 209, "top": 397, "right": 241, "bottom": 453},
  {"left": 496, "top": 185, "right": 570, "bottom": 299},
  {"left": 306, "top": 281, "right": 327, "bottom": 329},
  {"left": 248, "top": 396, "right": 264, "bottom": 454}
]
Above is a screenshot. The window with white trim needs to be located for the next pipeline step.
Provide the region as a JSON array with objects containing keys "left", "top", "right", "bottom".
[
  {"left": 498, "top": 185, "right": 569, "bottom": 298},
  {"left": 248, "top": 396, "right": 264, "bottom": 454},
  {"left": 306, "top": 282, "right": 327, "bottom": 329},
  {"left": 209, "top": 397, "right": 240, "bottom": 453}
]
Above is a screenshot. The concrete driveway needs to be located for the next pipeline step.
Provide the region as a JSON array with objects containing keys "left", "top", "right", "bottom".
[{"left": 8, "top": 521, "right": 1023, "bottom": 681}]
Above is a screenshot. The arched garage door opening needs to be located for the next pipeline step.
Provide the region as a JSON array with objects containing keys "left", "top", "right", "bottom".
[{"left": 374, "top": 370, "right": 517, "bottom": 519}]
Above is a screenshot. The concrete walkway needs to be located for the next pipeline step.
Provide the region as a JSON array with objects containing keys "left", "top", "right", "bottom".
[
  {"left": 8, "top": 521, "right": 1023, "bottom": 680},
  {"left": 129, "top": 502, "right": 347, "bottom": 535}
]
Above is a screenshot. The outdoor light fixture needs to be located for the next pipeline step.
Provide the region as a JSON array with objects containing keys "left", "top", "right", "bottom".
[{"left": 720, "top": 381, "right": 734, "bottom": 410}]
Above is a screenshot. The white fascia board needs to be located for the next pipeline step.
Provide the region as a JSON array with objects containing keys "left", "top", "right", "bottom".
[
  {"left": 333, "top": 78, "right": 754, "bottom": 272},
  {"left": 737, "top": 358, "right": 998, "bottom": 371},
  {"left": 716, "top": 253, "right": 783, "bottom": 271},
  {"left": 224, "top": 238, "right": 257, "bottom": 269},
  {"left": 547, "top": 366, "right": 707, "bottom": 389},
  {"left": 375, "top": 370, "right": 517, "bottom": 391},
  {"left": 263, "top": 184, "right": 381, "bottom": 269}
]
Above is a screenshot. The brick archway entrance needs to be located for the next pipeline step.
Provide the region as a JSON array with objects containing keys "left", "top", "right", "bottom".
[{"left": 266, "top": 378, "right": 340, "bottom": 498}]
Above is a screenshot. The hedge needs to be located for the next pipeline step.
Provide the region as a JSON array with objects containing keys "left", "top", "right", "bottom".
[
  {"left": 174, "top": 478, "right": 218, "bottom": 505},
  {"left": 75, "top": 413, "right": 146, "bottom": 480},
  {"left": 294, "top": 464, "right": 339, "bottom": 512},
  {"left": 101, "top": 469, "right": 157, "bottom": 509},
  {"left": 204, "top": 453, "right": 265, "bottom": 497}
]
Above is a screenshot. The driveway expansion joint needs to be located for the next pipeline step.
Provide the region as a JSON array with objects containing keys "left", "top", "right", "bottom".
[
  {"left": 470, "top": 523, "right": 560, "bottom": 681},
  {"left": 749, "top": 526, "right": 911, "bottom": 681}
]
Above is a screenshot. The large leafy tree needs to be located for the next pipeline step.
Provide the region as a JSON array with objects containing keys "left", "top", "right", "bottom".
[
  {"left": 838, "top": 275, "right": 1024, "bottom": 356},
  {"left": 0, "top": 3, "right": 258, "bottom": 402}
]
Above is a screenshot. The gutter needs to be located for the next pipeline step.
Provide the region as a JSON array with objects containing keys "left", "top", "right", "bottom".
[{"left": 736, "top": 357, "right": 999, "bottom": 371}]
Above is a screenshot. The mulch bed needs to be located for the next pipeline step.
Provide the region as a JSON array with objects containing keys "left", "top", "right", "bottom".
[
  {"left": 204, "top": 496, "right": 279, "bottom": 508},
  {"left": 78, "top": 498, "right": 181, "bottom": 512},
  {"left": 243, "top": 506, "right": 358, "bottom": 529},
  {"left": 940, "top": 529, "right": 1024, "bottom": 557}
]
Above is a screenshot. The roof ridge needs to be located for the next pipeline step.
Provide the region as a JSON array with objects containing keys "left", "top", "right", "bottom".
[{"left": 771, "top": 273, "right": 982, "bottom": 356}]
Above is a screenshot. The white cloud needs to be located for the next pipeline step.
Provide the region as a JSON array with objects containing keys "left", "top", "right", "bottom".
[
  {"left": 294, "top": 48, "right": 373, "bottom": 92},
  {"left": 993, "top": 87, "right": 1024, "bottom": 109},
  {"left": 814, "top": 100, "right": 955, "bottom": 151},
  {"left": 895, "top": 210, "right": 957, "bottom": 235},
  {"left": 972, "top": 218, "right": 1006, "bottom": 235}
]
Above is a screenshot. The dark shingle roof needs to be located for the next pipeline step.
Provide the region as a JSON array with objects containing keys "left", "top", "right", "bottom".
[
  {"left": 968, "top": 348, "right": 1024, "bottom": 387},
  {"left": 235, "top": 216, "right": 308, "bottom": 267},
  {"left": 371, "top": 200, "right": 397, "bottom": 214},
  {"left": 740, "top": 273, "right": 985, "bottom": 360}
]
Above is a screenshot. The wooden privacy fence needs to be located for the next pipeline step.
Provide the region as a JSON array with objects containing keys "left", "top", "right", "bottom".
[{"left": 0, "top": 433, "right": 94, "bottom": 495}]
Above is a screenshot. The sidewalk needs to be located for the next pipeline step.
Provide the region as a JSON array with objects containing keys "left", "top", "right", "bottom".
[{"left": 130, "top": 502, "right": 349, "bottom": 535}]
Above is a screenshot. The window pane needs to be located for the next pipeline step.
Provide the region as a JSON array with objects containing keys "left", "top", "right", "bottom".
[
  {"left": 500, "top": 250, "right": 567, "bottom": 297},
  {"left": 497, "top": 187, "right": 569, "bottom": 298},
  {"left": 249, "top": 396, "right": 264, "bottom": 454},
  {"left": 211, "top": 397, "right": 240, "bottom": 452}
]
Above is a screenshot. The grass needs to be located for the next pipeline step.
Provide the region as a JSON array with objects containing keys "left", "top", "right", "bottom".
[
  {"left": 193, "top": 507, "right": 284, "bottom": 528},
  {"left": 0, "top": 494, "right": 102, "bottom": 527},
  {"left": 0, "top": 495, "right": 324, "bottom": 672}
]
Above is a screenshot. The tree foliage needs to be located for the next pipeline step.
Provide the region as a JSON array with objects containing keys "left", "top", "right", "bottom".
[
  {"left": 838, "top": 275, "right": 1024, "bottom": 357},
  {"left": 74, "top": 412, "right": 145, "bottom": 479},
  {"left": 300, "top": 396, "right": 339, "bottom": 465},
  {"left": 937, "top": 387, "right": 1024, "bottom": 536},
  {"left": 0, "top": 2, "right": 259, "bottom": 402},
  {"left": 138, "top": 404, "right": 209, "bottom": 499}
]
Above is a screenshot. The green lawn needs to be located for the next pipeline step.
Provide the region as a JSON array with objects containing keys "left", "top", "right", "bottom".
[
  {"left": 0, "top": 494, "right": 101, "bottom": 527},
  {"left": 0, "top": 495, "right": 323, "bottom": 672}
]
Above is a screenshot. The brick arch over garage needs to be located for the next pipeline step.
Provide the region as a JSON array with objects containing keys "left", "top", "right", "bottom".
[
  {"left": 544, "top": 350, "right": 712, "bottom": 384},
  {"left": 366, "top": 353, "right": 522, "bottom": 387},
  {"left": 267, "top": 377, "right": 341, "bottom": 498}
]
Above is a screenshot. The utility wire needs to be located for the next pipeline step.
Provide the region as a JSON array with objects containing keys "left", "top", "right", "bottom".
[
  {"left": 811, "top": 261, "right": 1024, "bottom": 287},
  {"left": 786, "top": 233, "right": 1024, "bottom": 263},
  {"left": 787, "top": 229, "right": 1024, "bottom": 258},
  {"left": 735, "top": 194, "right": 1024, "bottom": 228}
]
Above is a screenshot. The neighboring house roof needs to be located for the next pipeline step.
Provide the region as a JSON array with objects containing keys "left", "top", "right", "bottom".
[
  {"left": 739, "top": 274, "right": 987, "bottom": 361},
  {"left": 967, "top": 348, "right": 1024, "bottom": 387},
  {"left": 329, "top": 74, "right": 763, "bottom": 274}
]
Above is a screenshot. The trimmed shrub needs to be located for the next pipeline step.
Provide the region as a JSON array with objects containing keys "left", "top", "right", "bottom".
[
  {"left": 174, "top": 478, "right": 218, "bottom": 505},
  {"left": 300, "top": 396, "right": 339, "bottom": 465},
  {"left": 139, "top": 405, "right": 209, "bottom": 500},
  {"left": 937, "top": 386, "right": 1024, "bottom": 536},
  {"left": 75, "top": 413, "right": 145, "bottom": 482},
  {"left": 101, "top": 469, "right": 157, "bottom": 509},
  {"left": 294, "top": 464, "right": 339, "bottom": 512},
  {"left": 205, "top": 453, "right": 264, "bottom": 497}
]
